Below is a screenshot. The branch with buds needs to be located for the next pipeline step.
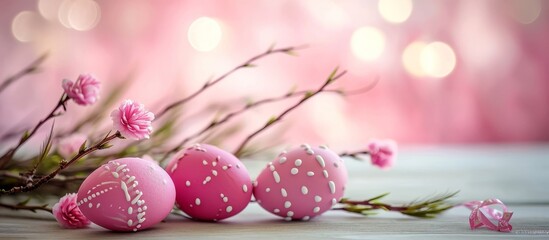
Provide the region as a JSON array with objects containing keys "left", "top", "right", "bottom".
[{"left": 336, "top": 191, "right": 458, "bottom": 218}]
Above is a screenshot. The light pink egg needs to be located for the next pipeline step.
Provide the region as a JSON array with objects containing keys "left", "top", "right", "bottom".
[
  {"left": 253, "top": 144, "right": 348, "bottom": 221},
  {"left": 166, "top": 144, "right": 253, "bottom": 221},
  {"left": 77, "top": 157, "right": 175, "bottom": 232}
]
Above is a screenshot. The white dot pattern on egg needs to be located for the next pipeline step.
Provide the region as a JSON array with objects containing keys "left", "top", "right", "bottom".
[
  {"left": 253, "top": 144, "right": 348, "bottom": 221},
  {"left": 165, "top": 144, "right": 253, "bottom": 221},
  {"left": 77, "top": 158, "right": 176, "bottom": 232}
]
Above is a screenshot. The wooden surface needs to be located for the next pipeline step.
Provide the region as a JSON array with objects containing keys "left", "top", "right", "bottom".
[{"left": 1, "top": 144, "right": 549, "bottom": 239}]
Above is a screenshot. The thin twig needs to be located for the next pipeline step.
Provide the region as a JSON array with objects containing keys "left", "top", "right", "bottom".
[
  {"left": 0, "top": 171, "right": 86, "bottom": 183},
  {"left": 155, "top": 45, "right": 307, "bottom": 119},
  {"left": 162, "top": 89, "right": 342, "bottom": 159},
  {"left": 0, "top": 94, "right": 69, "bottom": 169},
  {"left": 0, "top": 52, "right": 49, "bottom": 95},
  {"left": 233, "top": 68, "right": 347, "bottom": 157},
  {"left": 336, "top": 191, "right": 459, "bottom": 218},
  {"left": 0, "top": 131, "right": 122, "bottom": 195},
  {"left": 339, "top": 150, "right": 370, "bottom": 159}
]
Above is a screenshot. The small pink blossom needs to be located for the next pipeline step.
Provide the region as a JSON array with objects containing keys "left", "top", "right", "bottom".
[
  {"left": 111, "top": 99, "right": 155, "bottom": 140},
  {"left": 52, "top": 193, "right": 90, "bottom": 229},
  {"left": 367, "top": 139, "right": 397, "bottom": 169},
  {"left": 62, "top": 74, "right": 100, "bottom": 106},
  {"left": 57, "top": 133, "right": 87, "bottom": 159}
]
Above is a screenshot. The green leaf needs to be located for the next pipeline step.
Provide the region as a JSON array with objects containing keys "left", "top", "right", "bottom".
[
  {"left": 266, "top": 116, "right": 278, "bottom": 126},
  {"left": 99, "top": 143, "right": 113, "bottom": 149},
  {"left": 245, "top": 98, "right": 254, "bottom": 108},
  {"left": 102, "top": 130, "right": 113, "bottom": 141},
  {"left": 268, "top": 43, "right": 276, "bottom": 52},
  {"left": 78, "top": 140, "right": 87, "bottom": 153},
  {"left": 284, "top": 50, "right": 298, "bottom": 56},
  {"left": 327, "top": 67, "right": 340, "bottom": 83},
  {"left": 367, "top": 192, "right": 390, "bottom": 202},
  {"left": 286, "top": 84, "right": 298, "bottom": 96},
  {"left": 303, "top": 91, "right": 314, "bottom": 99},
  {"left": 38, "top": 122, "right": 55, "bottom": 165},
  {"left": 16, "top": 197, "right": 31, "bottom": 207},
  {"left": 20, "top": 130, "right": 30, "bottom": 142}
]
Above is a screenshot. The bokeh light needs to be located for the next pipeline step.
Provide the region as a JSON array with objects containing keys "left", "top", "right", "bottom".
[
  {"left": 2, "top": 1, "right": 549, "bottom": 145},
  {"left": 402, "top": 41, "right": 427, "bottom": 77},
  {"left": 420, "top": 42, "right": 457, "bottom": 78},
  {"left": 58, "top": 0, "right": 73, "bottom": 29},
  {"left": 509, "top": 0, "right": 542, "bottom": 24},
  {"left": 37, "top": 0, "right": 65, "bottom": 21},
  {"left": 188, "top": 17, "right": 222, "bottom": 52},
  {"left": 11, "top": 11, "right": 41, "bottom": 42},
  {"left": 350, "top": 26, "right": 386, "bottom": 61},
  {"left": 378, "top": 0, "right": 413, "bottom": 24},
  {"left": 67, "top": 0, "right": 101, "bottom": 31}
]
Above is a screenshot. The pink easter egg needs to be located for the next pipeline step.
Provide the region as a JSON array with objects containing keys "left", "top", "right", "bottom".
[
  {"left": 253, "top": 144, "right": 348, "bottom": 221},
  {"left": 77, "top": 157, "right": 175, "bottom": 232},
  {"left": 166, "top": 144, "right": 253, "bottom": 221}
]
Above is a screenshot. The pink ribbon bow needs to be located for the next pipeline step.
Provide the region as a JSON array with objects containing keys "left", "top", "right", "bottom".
[{"left": 464, "top": 198, "right": 513, "bottom": 232}]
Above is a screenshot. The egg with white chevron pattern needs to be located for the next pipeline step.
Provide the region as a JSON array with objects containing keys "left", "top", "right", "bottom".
[{"left": 77, "top": 157, "right": 175, "bottom": 231}]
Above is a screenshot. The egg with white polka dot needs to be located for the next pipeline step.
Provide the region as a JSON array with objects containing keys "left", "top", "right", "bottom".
[
  {"left": 166, "top": 144, "right": 253, "bottom": 221},
  {"left": 77, "top": 157, "right": 176, "bottom": 231},
  {"left": 253, "top": 144, "right": 348, "bottom": 221}
]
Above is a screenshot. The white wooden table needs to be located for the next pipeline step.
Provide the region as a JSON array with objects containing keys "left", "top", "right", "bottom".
[{"left": 1, "top": 144, "right": 548, "bottom": 239}]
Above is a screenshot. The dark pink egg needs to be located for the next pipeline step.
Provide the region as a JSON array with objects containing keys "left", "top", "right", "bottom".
[
  {"left": 253, "top": 144, "right": 348, "bottom": 221},
  {"left": 166, "top": 144, "right": 252, "bottom": 221},
  {"left": 77, "top": 157, "right": 176, "bottom": 231}
]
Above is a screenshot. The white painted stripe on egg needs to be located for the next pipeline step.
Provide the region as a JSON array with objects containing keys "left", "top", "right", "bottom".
[
  {"left": 301, "top": 186, "right": 308, "bottom": 195},
  {"left": 314, "top": 195, "right": 322, "bottom": 202},
  {"left": 291, "top": 168, "right": 298, "bottom": 175},
  {"left": 313, "top": 207, "right": 320, "bottom": 213},
  {"left": 316, "top": 155, "right": 325, "bottom": 167},
  {"left": 273, "top": 171, "right": 281, "bottom": 183},
  {"left": 328, "top": 181, "right": 336, "bottom": 194},
  {"left": 281, "top": 188, "right": 288, "bottom": 197},
  {"left": 284, "top": 201, "right": 292, "bottom": 208}
]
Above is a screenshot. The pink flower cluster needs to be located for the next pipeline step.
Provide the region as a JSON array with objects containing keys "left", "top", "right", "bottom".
[
  {"left": 111, "top": 99, "right": 155, "bottom": 140},
  {"left": 367, "top": 139, "right": 397, "bottom": 169},
  {"left": 52, "top": 193, "right": 90, "bottom": 229},
  {"left": 62, "top": 74, "right": 100, "bottom": 106}
]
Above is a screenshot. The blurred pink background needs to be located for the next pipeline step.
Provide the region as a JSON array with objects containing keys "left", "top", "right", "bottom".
[{"left": 1, "top": 0, "right": 548, "bottom": 151}]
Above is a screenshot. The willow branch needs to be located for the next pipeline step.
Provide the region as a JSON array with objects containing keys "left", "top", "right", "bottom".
[
  {"left": 0, "top": 171, "right": 86, "bottom": 184},
  {"left": 0, "top": 131, "right": 122, "bottom": 195},
  {"left": 161, "top": 88, "right": 344, "bottom": 159},
  {"left": 233, "top": 68, "right": 347, "bottom": 157},
  {"left": 336, "top": 191, "right": 459, "bottom": 218},
  {"left": 339, "top": 150, "right": 370, "bottom": 160},
  {"left": 0, "top": 94, "right": 69, "bottom": 169},
  {"left": 155, "top": 45, "right": 307, "bottom": 119},
  {"left": 0, "top": 52, "right": 48, "bottom": 95}
]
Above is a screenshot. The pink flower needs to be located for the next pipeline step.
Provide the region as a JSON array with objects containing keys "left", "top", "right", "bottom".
[
  {"left": 62, "top": 74, "right": 100, "bottom": 106},
  {"left": 57, "top": 133, "right": 87, "bottom": 159},
  {"left": 367, "top": 139, "right": 397, "bottom": 169},
  {"left": 111, "top": 99, "right": 155, "bottom": 140},
  {"left": 52, "top": 193, "right": 90, "bottom": 229}
]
